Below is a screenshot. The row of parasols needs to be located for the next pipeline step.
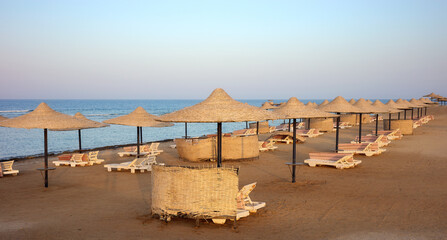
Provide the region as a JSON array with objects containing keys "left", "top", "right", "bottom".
[{"left": 0, "top": 89, "right": 440, "bottom": 187}]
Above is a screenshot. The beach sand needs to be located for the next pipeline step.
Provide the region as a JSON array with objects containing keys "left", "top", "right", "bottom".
[{"left": 1, "top": 106, "right": 446, "bottom": 240}]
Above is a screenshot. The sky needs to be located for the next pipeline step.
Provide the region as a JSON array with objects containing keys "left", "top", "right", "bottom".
[{"left": 0, "top": 0, "right": 446, "bottom": 100}]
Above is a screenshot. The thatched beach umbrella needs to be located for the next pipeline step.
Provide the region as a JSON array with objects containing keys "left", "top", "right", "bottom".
[
  {"left": 372, "top": 100, "right": 400, "bottom": 131},
  {"left": 395, "top": 99, "right": 413, "bottom": 120},
  {"left": 156, "top": 88, "right": 279, "bottom": 167},
  {"left": 409, "top": 99, "right": 426, "bottom": 119},
  {"left": 103, "top": 107, "right": 173, "bottom": 157},
  {"left": 274, "top": 97, "right": 337, "bottom": 183},
  {"left": 52, "top": 113, "right": 108, "bottom": 152},
  {"left": 261, "top": 102, "right": 278, "bottom": 110},
  {"left": 319, "top": 96, "right": 362, "bottom": 152},
  {"left": 348, "top": 99, "right": 356, "bottom": 104},
  {"left": 366, "top": 99, "right": 373, "bottom": 104},
  {"left": 353, "top": 99, "right": 388, "bottom": 140},
  {"left": 319, "top": 100, "right": 329, "bottom": 106},
  {"left": 0, "top": 115, "right": 7, "bottom": 121},
  {"left": 0, "top": 103, "right": 94, "bottom": 188}
]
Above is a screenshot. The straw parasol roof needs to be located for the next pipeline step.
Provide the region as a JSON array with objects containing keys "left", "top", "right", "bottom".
[
  {"left": 394, "top": 99, "right": 413, "bottom": 109},
  {"left": 366, "top": 99, "right": 373, "bottom": 104},
  {"left": 261, "top": 101, "right": 278, "bottom": 110},
  {"left": 0, "top": 103, "right": 95, "bottom": 130},
  {"left": 104, "top": 107, "right": 173, "bottom": 127},
  {"left": 419, "top": 98, "right": 435, "bottom": 104},
  {"left": 0, "top": 115, "right": 7, "bottom": 121},
  {"left": 423, "top": 92, "right": 438, "bottom": 98},
  {"left": 372, "top": 100, "right": 400, "bottom": 113},
  {"left": 274, "top": 97, "right": 338, "bottom": 119},
  {"left": 52, "top": 112, "right": 109, "bottom": 131},
  {"left": 403, "top": 99, "right": 419, "bottom": 108},
  {"left": 409, "top": 98, "right": 425, "bottom": 107},
  {"left": 318, "top": 96, "right": 363, "bottom": 113},
  {"left": 319, "top": 100, "right": 329, "bottom": 106},
  {"left": 305, "top": 102, "right": 315, "bottom": 108},
  {"left": 156, "top": 88, "right": 279, "bottom": 123},
  {"left": 353, "top": 98, "right": 388, "bottom": 113},
  {"left": 348, "top": 99, "right": 356, "bottom": 104}
]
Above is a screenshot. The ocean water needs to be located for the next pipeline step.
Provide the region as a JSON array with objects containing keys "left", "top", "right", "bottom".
[{"left": 0, "top": 99, "right": 396, "bottom": 160}]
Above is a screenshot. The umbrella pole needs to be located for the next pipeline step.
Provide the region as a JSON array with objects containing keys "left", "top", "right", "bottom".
[
  {"left": 425, "top": 107, "right": 427, "bottom": 116},
  {"left": 292, "top": 118, "right": 297, "bottom": 183},
  {"left": 389, "top": 113, "right": 391, "bottom": 130},
  {"left": 256, "top": 122, "right": 259, "bottom": 135},
  {"left": 358, "top": 113, "right": 363, "bottom": 143},
  {"left": 375, "top": 114, "right": 379, "bottom": 136},
  {"left": 217, "top": 122, "right": 222, "bottom": 168},
  {"left": 404, "top": 110, "right": 406, "bottom": 120},
  {"left": 411, "top": 108, "right": 414, "bottom": 120},
  {"left": 335, "top": 115, "right": 340, "bottom": 152},
  {"left": 185, "top": 123, "right": 188, "bottom": 139},
  {"left": 245, "top": 121, "right": 248, "bottom": 129},
  {"left": 137, "top": 127, "right": 140, "bottom": 158},
  {"left": 288, "top": 119, "right": 291, "bottom": 132},
  {"left": 307, "top": 118, "right": 310, "bottom": 130},
  {"left": 44, "top": 129, "right": 49, "bottom": 188},
  {"left": 78, "top": 129, "right": 82, "bottom": 152},
  {"left": 398, "top": 112, "right": 400, "bottom": 120},
  {"left": 140, "top": 127, "right": 143, "bottom": 144}
]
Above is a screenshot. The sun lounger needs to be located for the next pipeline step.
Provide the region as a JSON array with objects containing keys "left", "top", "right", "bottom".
[
  {"left": 118, "top": 145, "right": 146, "bottom": 157},
  {"left": 237, "top": 182, "right": 266, "bottom": 213},
  {"left": 118, "top": 143, "right": 162, "bottom": 157},
  {"left": 147, "top": 142, "right": 163, "bottom": 155},
  {"left": 351, "top": 135, "right": 390, "bottom": 147},
  {"left": 0, "top": 160, "right": 19, "bottom": 177},
  {"left": 334, "top": 122, "right": 352, "bottom": 129},
  {"left": 53, "top": 154, "right": 89, "bottom": 167},
  {"left": 369, "top": 129, "right": 402, "bottom": 140},
  {"left": 296, "top": 129, "right": 323, "bottom": 138},
  {"left": 87, "top": 151, "right": 104, "bottom": 165},
  {"left": 304, "top": 152, "right": 361, "bottom": 169},
  {"left": 338, "top": 142, "right": 384, "bottom": 157},
  {"left": 104, "top": 155, "right": 158, "bottom": 173},
  {"left": 258, "top": 140, "right": 278, "bottom": 152},
  {"left": 268, "top": 132, "right": 306, "bottom": 144}
]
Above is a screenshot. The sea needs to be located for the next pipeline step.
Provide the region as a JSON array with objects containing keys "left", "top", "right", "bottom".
[{"left": 0, "top": 99, "right": 393, "bottom": 160}]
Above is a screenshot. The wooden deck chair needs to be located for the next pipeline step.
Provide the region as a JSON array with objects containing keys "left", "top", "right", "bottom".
[
  {"left": 269, "top": 132, "right": 306, "bottom": 144},
  {"left": 53, "top": 154, "right": 88, "bottom": 167},
  {"left": 352, "top": 135, "right": 390, "bottom": 147},
  {"left": 87, "top": 151, "right": 104, "bottom": 165},
  {"left": 338, "top": 142, "right": 384, "bottom": 157},
  {"left": 258, "top": 140, "right": 278, "bottom": 152},
  {"left": 148, "top": 142, "right": 163, "bottom": 155},
  {"left": 118, "top": 144, "right": 152, "bottom": 157},
  {"left": 104, "top": 155, "right": 157, "bottom": 173},
  {"left": 304, "top": 152, "right": 361, "bottom": 169},
  {"left": 0, "top": 160, "right": 19, "bottom": 176},
  {"left": 237, "top": 182, "right": 266, "bottom": 213},
  {"left": 372, "top": 129, "right": 403, "bottom": 140}
]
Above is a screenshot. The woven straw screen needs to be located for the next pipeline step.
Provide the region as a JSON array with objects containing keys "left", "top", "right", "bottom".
[
  {"left": 309, "top": 118, "right": 333, "bottom": 132},
  {"left": 249, "top": 121, "right": 270, "bottom": 134},
  {"left": 151, "top": 165, "right": 238, "bottom": 219},
  {"left": 390, "top": 120, "right": 413, "bottom": 135},
  {"left": 175, "top": 135, "right": 259, "bottom": 162},
  {"left": 340, "top": 114, "right": 357, "bottom": 125}
]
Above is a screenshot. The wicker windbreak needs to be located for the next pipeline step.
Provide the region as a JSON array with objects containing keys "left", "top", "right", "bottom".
[{"left": 151, "top": 165, "right": 239, "bottom": 220}]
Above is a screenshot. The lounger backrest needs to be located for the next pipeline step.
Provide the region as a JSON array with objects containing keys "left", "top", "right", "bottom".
[
  {"left": 141, "top": 155, "right": 157, "bottom": 166},
  {"left": 309, "top": 153, "right": 352, "bottom": 161},
  {"left": 149, "top": 143, "right": 160, "bottom": 151},
  {"left": 1, "top": 161, "right": 14, "bottom": 171},
  {"left": 339, "top": 143, "right": 370, "bottom": 151},
  {"left": 237, "top": 182, "right": 257, "bottom": 203},
  {"left": 71, "top": 154, "right": 85, "bottom": 162},
  {"left": 123, "top": 146, "right": 136, "bottom": 152},
  {"left": 58, "top": 154, "right": 72, "bottom": 161},
  {"left": 88, "top": 151, "right": 99, "bottom": 160}
]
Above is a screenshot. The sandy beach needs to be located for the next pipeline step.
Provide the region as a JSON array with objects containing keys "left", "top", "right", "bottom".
[{"left": 1, "top": 106, "right": 446, "bottom": 240}]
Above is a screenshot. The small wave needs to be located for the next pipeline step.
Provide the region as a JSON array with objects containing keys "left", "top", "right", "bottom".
[{"left": 0, "top": 110, "right": 31, "bottom": 113}]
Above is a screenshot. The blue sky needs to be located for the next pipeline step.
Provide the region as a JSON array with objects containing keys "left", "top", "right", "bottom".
[{"left": 0, "top": 0, "right": 446, "bottom": 99}]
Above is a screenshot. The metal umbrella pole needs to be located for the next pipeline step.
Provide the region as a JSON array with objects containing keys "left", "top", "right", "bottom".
[
  {"left": 292, "top": 118, "right": 297, "bottom": 183},
  {"left": 44, "top": 129, "right": 49, "bottom": 188},
  {"left": 256, "top": 121, "right": 259, "bottom": 135},
  {"left": 136, "top": 127, "right": 140, "bottom": 158},
  {"left": 217, "top": 122, "right": 222, "bottom": 168},
  {"left": 78, "top": 129, "right": 82, "bottom": 152},
  {"left": 335, "top": 114, "right": 340, "bottom": 152},
  {"left": 140, "top": 127, "right": 143, "bottom": 144},
  {"left": 358, "top": 113, "right": 363, "bottom": 143},
  {"left": 388, "top": 113, "right": 392, "bottom": 130},
  {"left": 404, "top": 110, "right": 407, "bottom": 120},
  {"left": 375, "top": 114, "right": 379, "bottom": 136},
  {"left": 185, "top": 123, "right": 188, "bottom": 139}
]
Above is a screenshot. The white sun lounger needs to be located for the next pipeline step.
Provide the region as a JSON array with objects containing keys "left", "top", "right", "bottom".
[
  {"left": 104, "top": 155, "right": 158, "bottom": 173},
  {"left": 351, "top": 135, "right": 390, "bottom": 147},
  {"left": 53, "top": 154, "right": 89, "bottom": 167},
  {"left": 237, "top": 182, "right": 266, "bottom": 213},
  {"left": 338, "top": 142, "right": 384, "bottom": 157},
  {"left": 0, "top": 160, "right": 19, "bottom": 177},
  {"left": 87, "top": 151, "right": 104, "bottom": 165},
  {"left": 304, "top": 152, "right": 361, "bottom": 169}
]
